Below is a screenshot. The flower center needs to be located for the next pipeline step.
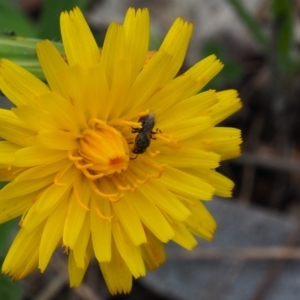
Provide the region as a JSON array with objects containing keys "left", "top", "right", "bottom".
[
  {"left": 70, "top": 119, "right": 129, "bottom": 179},
  {"left": 63, "top": 114, "right": 174, "bottom": 211}
]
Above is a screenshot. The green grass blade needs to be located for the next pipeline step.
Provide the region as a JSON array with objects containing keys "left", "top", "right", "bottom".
[
  {"left": 271, "top": 0, "right": 294, "bottom": 74},
  {"left": 37, "top": 0, "right": 90, "bottom": 39},
  {"left": 226, "top": 0, "right": 268, "bottom": 50},
  {"left": 0, "top": 0, "right": 37, "bottom": 36}
]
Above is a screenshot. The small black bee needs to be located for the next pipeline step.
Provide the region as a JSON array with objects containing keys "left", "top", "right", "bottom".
[{"left": 131, "top": 112, "right": 158, "bottom": 158}]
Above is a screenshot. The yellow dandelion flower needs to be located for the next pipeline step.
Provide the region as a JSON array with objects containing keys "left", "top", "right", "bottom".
[{"left": 0, "top": 7, "right": 242, "bottom": 294}]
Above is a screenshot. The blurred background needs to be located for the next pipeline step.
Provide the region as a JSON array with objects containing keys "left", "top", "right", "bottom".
[{"left": 1, "top": 0, "right": 300, "bottom": 299}]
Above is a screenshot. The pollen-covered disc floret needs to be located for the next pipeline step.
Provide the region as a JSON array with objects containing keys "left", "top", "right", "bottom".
[
  {"left": 75, "top": 120, "right": 129, "bottom": 177},
  {"left": 0, "top": 7, "right": 242, "bottom": 295}
]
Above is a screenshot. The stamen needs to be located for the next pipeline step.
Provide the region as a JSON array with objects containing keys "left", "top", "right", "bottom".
[
  {"left": 88, "top": 180, "right": 119, "bottom": 199},
  {"left": 54, "top": 175, "right": 66, "bottom": 187},
  {"left": 108, "top": 119, "right": 141, "bottom": 128},
  {"left": 108, "top": 194, "right": 123, "bottom": 203},
  {"left": 121, "top": 171, "right": 138, "bottom": 191},
  {"left": 82, "top": 129, "right": 103, "bottom": 139},
  {"left": 88, "top": 118, "right": 107, "bottom": 129},
  {"left": 81, "top": 168, "right": 105, "bottom": 180},
  {"left": 146, "top": 149, "right": 161, "bottom": 157},
  {"left": 155, "top": 133, "right": 178, "bottom": 146},
  {"left": 101, "top": 179, "right": 124, "bottom": 203},
  {"left": 126, "top": 168, "right": 150, "bottom": 185},
  {"left": 136, "top": 175, "right": 150, "bottom": 185},
  {"left": 140, "top": 158, "right": 166, "bottom": 170},
  {"left": 138, "top": 157, "right": 166, "bottom": 178},
  {"left": 150, "top": 168, "right": 164, "bottom": 178},
  {"left": 78, "top": 140, "right": 108, "bottom": 163},
  {"left": 54, "top": 163, "right": 73, "bottom": 186},
  {"left": 110, "top": 175, "right": 131, "bottom": 191},
  {"left": 73, "top": 184, "right": 89, "bottom": 211},
  {"left": 131, "top": 185, "right": 137, "bottom": 192},
  {"left": 68, "top": 150, "right": 83, "bottom": 161},
  {"left": 74, "top": 160, "right": 94, "bottom": 170},
  {"left": 91, "top": 196, "right": 113, "bottom": 221},
  {"left": 83, "top": 125, "right": 122, "bottom": 138},
  {"left": 133, "top": 164, "right": 155, "bottom": 184}
]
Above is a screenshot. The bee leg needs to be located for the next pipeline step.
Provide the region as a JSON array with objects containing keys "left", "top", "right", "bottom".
[
  {"left": 130, "top": 153, "right": 138, "bottom": 160},
  {"left": 131, "top": 127, "right": 140, "bottom": 133}
]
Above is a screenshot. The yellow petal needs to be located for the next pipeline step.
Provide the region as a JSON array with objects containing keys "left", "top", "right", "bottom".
[
  {"left": 39, "top": 200, "right": 67, "bottom": 271},
  {"left": 2, "top": 224, "right": 44, "bottom": 278},
  {"left": 12, "top": 105, "right": 61, "bottom": 132},
  {"left": 101, "top": 22, "right": 126, "bottom": 89},
  {"left": 163, "top": 116, "right": 213, "bottom": 141},
  {"left": 69, "top": 241, "right": 92, "bottom": 287},
  {"left": 170, "top": 217, "right": 198, "bottom": 250},
  {"left": 140, "top": 228, "right": 166, "bottom": 271},
  {"left": 112, "top": 215, "right": 146, "bottom": 278},
  {"left": 14, "top": 146, "right": 67, "bottom": 167},
  {"left": 0, "top": 141, "right": 21, "bottom": 164},
  {"left": 0, "top": 191, "right": 38, "bottom": 224},
  {"left": 37, "top": 41, "right": 102, "bottom": 128},
  {"left": 21, "top": 186, "right": 70, "bottom": 231},
  {"left": 16, "top": 247, "right": 39, "bottom": 280},
  {"left": 186, "top": 127, "right": 242, "bottom": 160},
  {"left": 107, "top": 57, "right": 131, "bottom": 120},
  {"left": 99, "top": 241, "right": 132, "bottom": 295},
  {"left": 184, "top": 55, "right": 223, "bottom": 90},
  {"left": 34, "top": 164, "right": 78, "bottom": 213},
  {"left": 0, "top": 109, "right": 35, "bottom": 147},
  {"left": 84, "top": 64, "right": 109, "bottom": 121},
  {"left": 208, "top": 90, "right": 242, "bottom": 125},
  {"left": 37, "top": 130, "right": 80, "bottom": 150},
  {"left": 161, "top": 165, "right": 215, "bottom": 200},
  {"left": 187, "top": 167, "right": 235, "bottom": 198},
  {"left": 159, "top": 90, "right": 218, "bottom": 126},
  {"left": 112, "top": 195, "right": 147, "bottom": 246},
  {"left": 159, "top": 18, "right": 193, "bottom": 81},
  {"left": 137, "top": 179, "right": 191, "bottom": 221},
  {"left": 39, "top": 92, "right": 81, "bottom": 133},
  {"left": 72, "top": 213, "right": 91, "bottom": 269},
  {"left": 0, "top": 59, "right": 50, "bottom": 107},
  {"left": 130, "top": 188, "right": 174, "bottom": 242},
  {"left": 156, "top": 147, "right": 220, "bottom": 169},
  {"left": 125, "top": 50, "right": 173, "bottom": 113},
  {"left": 185, "top": 201, "right": 217, "bottom": 241},
  {"left": 14, "top": 159, "right": 70, "bottom": 182},
  {"left": 60, "top": 7, "right": 100, "bottom": 67},
  {"left": 0, "top": 165, "right": 22, "bottom": 181},
  {"left": 0, "top": 173, "right": 55, "bottom": 201},
  {"left": 36, "top": 40, "right": 70, "bottom": 99},
  {"left": 63, "top": 65, "right": 89, "bottom": 128},
  {"left": 63, "top": 176, "right": 90, "bottom": 248},
  {"left": 90, "top": 194, "right": 111, "bottom": 262},
  {"left": 123, "top": 8, "right": 149, "bottom": 84},
  {"left": 146, "top": 73, "right": 206, "bottom": 114}
]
